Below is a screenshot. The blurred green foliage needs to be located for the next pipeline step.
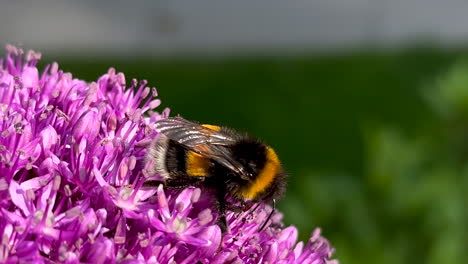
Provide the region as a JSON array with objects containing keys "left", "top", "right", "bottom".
[{"left": 41, "top": 49, "right": 468, "bottom": 264}]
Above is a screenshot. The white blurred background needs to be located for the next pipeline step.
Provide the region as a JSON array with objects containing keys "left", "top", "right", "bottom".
[{"left": 2, "top": 0, "right": 468, "bottom": 55}]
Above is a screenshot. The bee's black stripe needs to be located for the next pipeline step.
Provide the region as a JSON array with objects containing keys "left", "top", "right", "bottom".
[
  {"left": 230, "top": 139, "right": 267, "bottom": 176},
  {"left": 165, "top": 139, "right": 187, "bottom": 175}
]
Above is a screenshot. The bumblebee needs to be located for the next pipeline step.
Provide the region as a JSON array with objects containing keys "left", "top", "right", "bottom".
[{"left": 144, "top": 117, "right": 287, "bottom": 232}]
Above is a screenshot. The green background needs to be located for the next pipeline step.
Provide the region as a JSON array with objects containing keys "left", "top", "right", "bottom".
[{"left": 42, "top": 48, "right": 468, "bottom": 264}]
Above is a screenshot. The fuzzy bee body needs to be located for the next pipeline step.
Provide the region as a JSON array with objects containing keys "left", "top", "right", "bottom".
[{"left": 145, "top": 117, "right": 287, "bottom": 231}]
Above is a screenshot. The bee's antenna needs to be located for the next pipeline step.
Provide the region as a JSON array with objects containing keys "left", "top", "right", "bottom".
[{"left": 258, "top": 199, "right": 276, "bottom": 232}]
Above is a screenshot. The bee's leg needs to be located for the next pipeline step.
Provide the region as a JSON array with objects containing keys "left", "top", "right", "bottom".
[
  {"left": 142, "top": 180, "right": 165, "bottom": 188},
  {"left": 214, "top": 182, "right": 228, "bottom": 233},
  {"left": 166, "top": 177, "right": 205, "bottom": 189},
  {"left": 143, "top": 177, "right": 204, "bottom": 190},
  {"left": 226, "top": 201, "right": 253, "bottom": 213}
]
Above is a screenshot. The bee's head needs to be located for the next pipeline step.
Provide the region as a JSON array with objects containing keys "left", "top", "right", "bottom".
[{"left": 231, "top": 139, "right": 267, "bottom": 178}]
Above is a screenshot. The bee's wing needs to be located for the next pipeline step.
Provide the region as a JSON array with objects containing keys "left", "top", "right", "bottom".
[
  {"left": 155, "top": 117, "right": 238, "bottom": 146},
  {"left": 155, "top": 117, "right": 250, "bottom": 178}
]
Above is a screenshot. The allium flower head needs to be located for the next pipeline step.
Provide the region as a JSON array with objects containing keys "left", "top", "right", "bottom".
[{"left": 0, "top": 45, "right": 337, "bottom": 264}]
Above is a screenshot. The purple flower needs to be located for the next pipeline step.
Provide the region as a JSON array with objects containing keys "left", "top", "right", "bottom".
[{"left": 0, "top": 45, "right": 337, "bottom": 264}]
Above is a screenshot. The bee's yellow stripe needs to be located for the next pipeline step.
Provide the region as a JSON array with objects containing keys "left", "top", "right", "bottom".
[
  {"left": 201, "top": 124, "right": 221, "bottom": 131},
  {"left": 186, "top": 151, "right": 211, "bottom": 177},
  {"left": 242, "top": 147, "right": 279, "bottom": 200},
  {"left": 186, "top": 125, "right": 219, "bottom": 177}
]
